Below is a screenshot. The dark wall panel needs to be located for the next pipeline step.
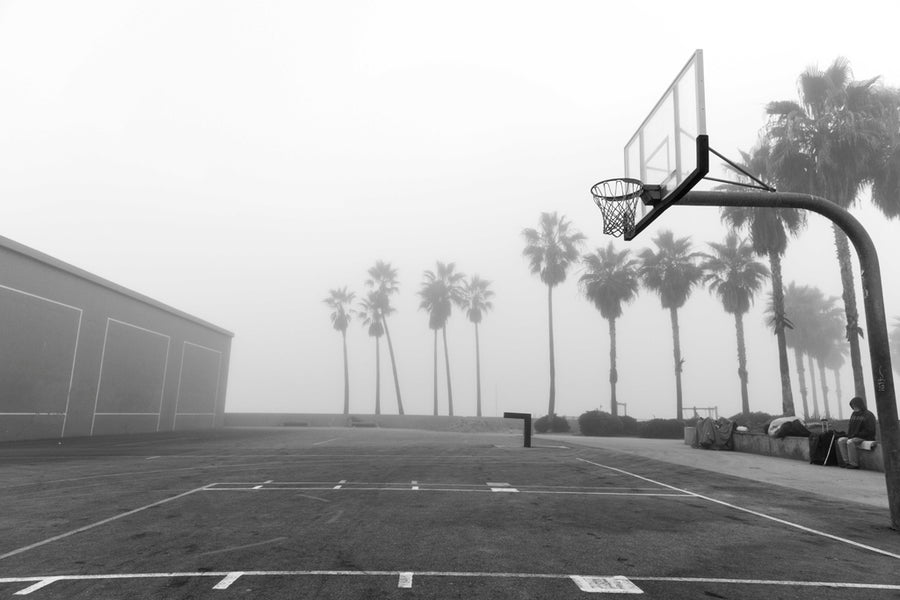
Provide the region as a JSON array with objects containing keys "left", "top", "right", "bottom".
[
  {"left": 0, "top": 235, "right": 233, "bottom": 442},
  {"left": 95, "top": 320, "right": 169, "bottom": 417},
  {"left": 0, "top": 286, "right": 80, "bottom": 414},
  {"left": 176, "top": 343, "right": 221, "bottom": 416}
]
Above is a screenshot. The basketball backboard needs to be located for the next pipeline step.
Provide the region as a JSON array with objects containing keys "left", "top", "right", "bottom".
[{"left": 622, "top": 49, "right": 709, "bottom": 240}]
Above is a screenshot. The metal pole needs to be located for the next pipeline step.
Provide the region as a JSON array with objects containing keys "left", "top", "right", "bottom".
[{"left": 681, "top": 190, "right": 900, "bottom": 529}]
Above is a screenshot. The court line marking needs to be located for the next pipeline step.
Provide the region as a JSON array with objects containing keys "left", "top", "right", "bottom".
[
  {"left": 202, "top": 481, "right": 666, "bottom": 490},
  {"left": 196, "top": 538, "right": 287, "bottom": 558},
  {"left": 576, "top": 457, "right": 900, "bottom": 561},
  {"left": 571, "top": 575, "right": 642, "bottom": 593},
  {"left": 398, "top": 572, "right": 413, "bottom": 588},
  {"left": 0, "top": 485, "right": 209, "bottom": 561},
  {"left": 0, "top": 461, "right": 299, "bottom": 490},
  {"left": 212, "top": 572, "right": 243, "bottom": 590},
  {"left": 200, "top": 486, "right": 689, "bottom": 497},
  {"left": 4, "top": 571, "right": 900, "bottom": 594},
  {"left": 312, "top": 437, "right": 342, "bottom": 446}
]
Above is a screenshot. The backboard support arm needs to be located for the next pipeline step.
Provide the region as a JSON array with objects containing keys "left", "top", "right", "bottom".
[{"left": 679, "top": 190, "right": 900, "bottom": 530}]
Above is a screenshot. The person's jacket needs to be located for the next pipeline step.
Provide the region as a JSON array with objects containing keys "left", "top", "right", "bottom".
[{"left": 848, "top": 399, "right": 877, "bottom": 440}]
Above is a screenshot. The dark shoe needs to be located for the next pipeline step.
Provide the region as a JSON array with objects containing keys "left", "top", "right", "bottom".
[{"left": 846, "top": 464, "right": 860, "bottom": 469}]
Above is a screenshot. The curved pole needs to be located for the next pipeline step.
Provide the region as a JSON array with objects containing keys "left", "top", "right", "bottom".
[{"left": 680, "top": 190, "right": 900, "bottom": 529}]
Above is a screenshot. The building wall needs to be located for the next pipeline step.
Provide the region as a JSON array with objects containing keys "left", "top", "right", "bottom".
[{"left": 0, "top": 236, "right": 233, "bottom": 441}]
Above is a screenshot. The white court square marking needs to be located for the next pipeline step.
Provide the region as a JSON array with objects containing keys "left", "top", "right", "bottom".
[{"left": 570, "top": 575, "right": 643, "bottom": 594}]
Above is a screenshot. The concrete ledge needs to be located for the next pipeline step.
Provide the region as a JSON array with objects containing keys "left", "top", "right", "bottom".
[
  {"left": 733, "top": 432, "right": 810, "bottom": 462},
  {"left": 731, "top": 431, "right": 884, "bottom": 472}
]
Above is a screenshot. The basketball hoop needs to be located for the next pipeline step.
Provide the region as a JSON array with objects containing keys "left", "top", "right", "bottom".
[{"left": 590, "top": 178, "right": 643, "bottom": 238}]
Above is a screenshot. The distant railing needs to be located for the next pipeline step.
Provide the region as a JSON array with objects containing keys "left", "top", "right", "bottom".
[{"left": 682, "top": 406, "right": 718, "bottom": 420}]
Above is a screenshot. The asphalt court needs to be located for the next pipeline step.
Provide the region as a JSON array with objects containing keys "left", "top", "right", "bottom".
[{"left": 2, "top": 427, "right": 900, "bottom": 599}]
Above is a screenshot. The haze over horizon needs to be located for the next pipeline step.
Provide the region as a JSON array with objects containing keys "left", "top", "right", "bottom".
[{"left": 1, "top": 0, "right": 898, "bottom": 422}]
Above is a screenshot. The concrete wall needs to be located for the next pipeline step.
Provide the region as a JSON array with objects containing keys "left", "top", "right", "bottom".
[
  {"left": 0, "top": 235, "right": 233, "bottom": 442},
  {"left": 225, "top": 413, "right": 521, "bottom": 433},
  {"left": 731, "top": 432, "right": 884, "bottom": 472}
]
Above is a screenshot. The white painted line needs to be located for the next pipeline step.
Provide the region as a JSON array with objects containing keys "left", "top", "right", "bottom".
[
  {"left": 491, "top": 488, "right": 519, "bottom": 493},
  {"left": 3, "top": 571, "right": 899, "bottom": 592},
  {"left": 570, "top": 575, "right": 643, "bottom": 594},
  {"left": 313, "top": 437, "right": 342, "bottom": 446},
  {"left": 411, "top": 480, "right": 419, "bottom": 490},
  {"left": 212, "top": 572, "right": 244, "bottom": 590},
  {"left": 398, "top": 572, "right": 413, "bottom": 588},
  {"left": 0, "top": 570, "right": 900, "bottom": 595},
  {"left": 0, "top": 485, "right": 209, "bottom": 561},
  {"left": 486, "top": 482, "right": 509, "bottom": 487},
  {"left": 576, "top": 457, "right": 900, "bottom": 561},
  {"left": 632, "top": 576, "right": 900, "bottom": 589},
  {"left": 14, "top": 577, "right": 60, "bottom": 595},
  {"left": 252, "top": 485, "right": 263, "bottom": 490},
  {"left": 295, "top": 493, "right": 330, "bottom": 503},
  {"left": 197, "top": 539, "right": 287, "bottom": 558},
  {"left": 264, "top": 480, "right": 273, "bottom": 484},
  {"left": 146, "top": 456, "right": 160, "bottom": 460},
  {"left": 333, "top": 479, "right": 346, "bottom": 490}
]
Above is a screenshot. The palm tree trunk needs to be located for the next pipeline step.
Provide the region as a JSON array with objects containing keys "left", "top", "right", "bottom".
[
  {"left": 768, "top": 250, "right": 795, "bottom": 416},
  {"left": 432, "top": 329, "right": 439, "bottom": 416},
  {"left": 669, "top": 306, "right": 684, "bottom": 420},
  {"left": 375, "top": 337, "right": 381, "bottom": 415},
  {"left": 547, "top": 284, "right": 556, "bottom": 416},
  {"left": 735, "top": 313, "right": 750, "bottom": 417},
  {"left": 832, "top": 225, "right": 866, "bottom": 398},
  {"left": 833, "top": 368, "right": 844, "bottom": 419},
  {"left": 793, "top": 346, "right": 810, "bottom": 420},
  {"left": 341, "top": 330, "right": 350, "bottom": 415},
  {"left": 608, "top": 317, "right": 618, "bottom": 417},
  {"left": 475, "top": 323, "right": 482, "bottom": 418},
  {"left": 381, "top": 315, "right": 404, "bottom": 415},
  {"left": 442, "top": 326, "right": 454, "bottom": 417},
  {"left": 807, "top": 353, "right": 820, "bottom": 419},
  {"left": 817, "top": 358, "right": 830, "bottom": 419}
]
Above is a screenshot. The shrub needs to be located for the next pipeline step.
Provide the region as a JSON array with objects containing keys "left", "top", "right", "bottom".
[
  {"left": 533, "top": 414, "right": 570, "bottom": 434},
  {"left": 620, "top": 415, "right": 638, "bottom": 436},
  {"left": 637, "top": 418, "right": 684, "bottom": 439},
  {"left": 577, "top": 410, "right": 623, "bottom": 437}
]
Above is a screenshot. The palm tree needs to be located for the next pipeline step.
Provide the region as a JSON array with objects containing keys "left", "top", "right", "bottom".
[
  {"left": 521, "top": 212, "right": 586, "bottom": 417},
  {"left": 462, "top": 275, "right": 494, "bottom": 417},
  {"left": 775, "top": 283, "right": 814, "bottom": 419},
  {"left": 418, "top": 262, "right": 466, "bottom": 416},
  {"left": 323, "top": 287, "right": 355, "bottom": 415},
  {"left": 700, "top": 233, "right": 769, "bottom": 417},
  {"left": 719, "top": 142, "right": 806, "bottom": 417},
  {"left": 766, "top": 58, "right": 900, "bottom": 399},
  {"left": 359, "top": 291, "right": 385, "bottom": 415},
  {"left": 579, "top": 242, "right": 640, "bottom": 417},
  {"left": 365, "top": 261, "right": 404, "bottom": 415},
  {"left": 808, "top": 295, "right": 844, "bottom": 420},
  {"left": 638, "top": 230, "right": 704, "bottom": 419},
  {"left": 823, "top": 342, "right": 848, "bottom": 420},
  {"left": 775, "top": 283, "right": 841, "bottom": 420}
]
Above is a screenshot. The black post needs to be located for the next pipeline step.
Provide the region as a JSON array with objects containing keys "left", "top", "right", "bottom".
[
  {"left": 504, "top": 412, "right": 532, "bottom": 448},
  {"left": 681, "top": 190, "right": 900, "bottom": 529}
]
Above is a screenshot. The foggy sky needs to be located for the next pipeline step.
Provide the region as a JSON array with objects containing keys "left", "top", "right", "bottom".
[{"left": 1, "top": 0, "right": 898, "bottom": 421}]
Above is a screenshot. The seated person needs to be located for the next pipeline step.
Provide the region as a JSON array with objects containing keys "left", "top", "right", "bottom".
[{"left": 837, "top": 397, "right": 877, "bottom": 469}]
